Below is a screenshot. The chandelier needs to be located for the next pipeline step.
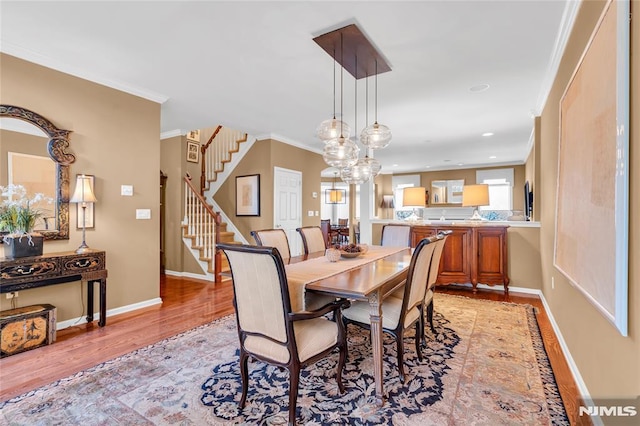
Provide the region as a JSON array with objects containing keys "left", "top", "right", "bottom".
[{"left": 314, "top": 24, "right": 391, "bottom": 183}]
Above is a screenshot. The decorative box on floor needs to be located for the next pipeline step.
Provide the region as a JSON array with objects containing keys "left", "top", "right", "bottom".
[{"left": 0, "top": 304, "right": 56, "bottom": 358}]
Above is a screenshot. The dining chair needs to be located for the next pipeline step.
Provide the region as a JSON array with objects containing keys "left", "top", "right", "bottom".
[
  {"left": 342, "top": 237, "right": 437, "bottom": 382},
  {"left": 337, "top": 218, "right": 349, "bottom": 244},
  {"left": 420, "top": 231, "right": 451, "bottom": 343},
  {"left": 320, "top": 219, "right": 331, "bottom": 247},
  {"left": 380, "top": 224, "right": 411, "bottom": 247},
  {"left": 218, "top": 243, "right": 350, "bottom": 426},
  {"left": 296, "top": 226, "right": 328, "bottom": 254},
  {"left": 250, "top": 228, "right": 291, "bottom": 260}
]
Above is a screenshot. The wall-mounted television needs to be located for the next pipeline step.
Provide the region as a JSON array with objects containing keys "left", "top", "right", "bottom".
[{"left": 524, "top": 181, "right": 533, "bottom": 221}]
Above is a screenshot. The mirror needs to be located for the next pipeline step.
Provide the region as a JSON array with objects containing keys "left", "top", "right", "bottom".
[
  {"left": 0, "top": 105, "right": 75, "bottom": 240},
  {"left": 431, "top": 179, "right": 464, "bottom": 204}
]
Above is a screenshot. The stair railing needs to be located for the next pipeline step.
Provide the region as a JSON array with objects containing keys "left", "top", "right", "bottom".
[
  {"left": 200, "top": 126, "right": 248, "bottom": 193},
  {"left": 184, "top": 173, "right": 222, "bottom": 283}
]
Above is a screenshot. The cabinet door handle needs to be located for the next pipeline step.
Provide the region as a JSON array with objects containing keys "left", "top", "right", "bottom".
[
  {"left": 17, "top": 267, "right": 34, "bottom": 275},
  {"left": 76, "top": 260, "right": 90, "bottom": 268}
]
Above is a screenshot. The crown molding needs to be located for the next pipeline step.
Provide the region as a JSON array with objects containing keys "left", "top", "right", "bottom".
[
  {"left": 160, "top": 129, "right": 184, "bottom": 140},
  {"left": 1, "top": 41, "right": 169, "bottom": 104},
  {"left": 256, "top": 133, "right": 323, "bottom": 155}
]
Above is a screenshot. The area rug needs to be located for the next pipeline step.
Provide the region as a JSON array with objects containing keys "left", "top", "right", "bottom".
[{"left": 0, "top": 294, "right": 569, "bottom": 425}]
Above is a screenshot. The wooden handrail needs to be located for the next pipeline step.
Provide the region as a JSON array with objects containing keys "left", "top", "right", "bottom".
[{"left": 200, "top": 125, "right": 222, "bottom": 194}]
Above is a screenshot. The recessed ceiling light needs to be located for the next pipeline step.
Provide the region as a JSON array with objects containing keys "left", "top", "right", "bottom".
[
  {"left": 425, "top": 165, "right": 431, "bottom": 168},
  {"left": 489, "top": 155, "right": 497, "bottom": 159},
  {"left": 392, "top": 164, "right": 399, "bottom": 167},
  {"left": 482, "top": 132, "right": 494, "bottom": 137},
  {"left": 457, "top": 163, "right": 464, "bottom": 166},
  {"left": 469, "top": 84, "right": 490, "bottom": 93}
]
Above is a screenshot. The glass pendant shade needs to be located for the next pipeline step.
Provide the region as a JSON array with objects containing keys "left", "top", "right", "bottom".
[
  {"left": 323, "top": 137, "right": 359, "bottom": 168},
  {"left": 316, "top": 118, "right": 351, "bottom": 141},
  {"left": 341, "top": 158, "right": 372, "bottom": 185},
  {"left": 361, "top": 122, "right": 392, "bottom": 149},
  {"left": 363, "top": 156, "right": 382, "bottom": 177}
]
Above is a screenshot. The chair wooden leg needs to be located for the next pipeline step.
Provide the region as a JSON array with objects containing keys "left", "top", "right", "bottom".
[
  {"left": 427, "top": 301, "right": 436, "bottom": 333},
  {"left": 396, "top": 334, "right": 406, "bottom": 382},
  {"left": 239, "top": 350, "right": 249, "bottom": 409},
  {"left": 414, "top": 321, "right": 423, "bottom": 361},
  {"left": 337, "top": 345, "right": 346, "bottom": 393},
  {"left": 289, "top": 364, "right": 300, "bottom": 426}
]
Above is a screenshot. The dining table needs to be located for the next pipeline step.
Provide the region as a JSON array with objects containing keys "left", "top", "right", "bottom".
[{"left": 285, "top": 245, "right": 413, "bottom": 407}]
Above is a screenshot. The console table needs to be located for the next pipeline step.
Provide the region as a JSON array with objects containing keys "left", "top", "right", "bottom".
[
  {"left": 410, "top": 223, "right": 509, "bottom": 292},
  {"left": 0, "top": 249, "right": 107, "bottom": 326}
]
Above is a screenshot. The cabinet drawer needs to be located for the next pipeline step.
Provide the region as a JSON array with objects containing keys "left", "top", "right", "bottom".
[
  {"left": 0, "top": 260, "right": 59, "bottom": 282},
  {"left": 61, "top": 253, "right": 105, "bottom": 273}
]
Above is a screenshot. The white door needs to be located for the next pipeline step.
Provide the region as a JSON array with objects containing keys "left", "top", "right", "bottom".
[{"left": 274, "top": 167, "right": 302, "bottom": 256}]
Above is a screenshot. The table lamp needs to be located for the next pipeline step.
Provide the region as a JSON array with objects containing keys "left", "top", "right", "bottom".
[
  {"left": 70, "top": 174, "right": 97, "bottom": 253},
  {"left": 402, "top": 187, "right": 426, "bottom": 221},
  {"left": 462, "top": 184, "right": 489, "bottom": 220}
]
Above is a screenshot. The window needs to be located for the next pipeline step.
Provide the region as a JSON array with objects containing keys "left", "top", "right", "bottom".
[{"left": 476, "top": 168, "right": 514, "bottom": 211}]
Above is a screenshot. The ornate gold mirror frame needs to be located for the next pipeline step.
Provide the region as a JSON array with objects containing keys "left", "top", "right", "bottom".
[{"left": 0, "top": 105, "right": 75, "bottom": 240}]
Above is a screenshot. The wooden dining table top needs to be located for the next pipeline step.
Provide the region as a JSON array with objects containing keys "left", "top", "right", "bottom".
[{"left": 288, "top": 247, "right": 413, "bottom": 301}]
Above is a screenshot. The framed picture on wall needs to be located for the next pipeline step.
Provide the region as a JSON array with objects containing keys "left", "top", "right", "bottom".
[
  {"left": 186, "top": 141, "right": 200, "bottom": 163},
  {"left": 236, "top": 174, "right": 260, "bottom": 216},
  {"left": 186, "top": 129, "right": 200, "bottom": 142},
  {"left": 76, "top": 174, "right": 95, "bottom": 229}
]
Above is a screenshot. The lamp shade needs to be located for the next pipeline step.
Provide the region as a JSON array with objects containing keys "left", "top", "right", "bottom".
[
  {"left": 70, "top": 175, "right": 97, "bottom": 203},
  {"left": 380, "top": 195, "right": 395, "bottom": 209},
  {"left": 402, "top": 187, "right": 426, "bottom": 208},
  {"left": 462, "top": 184, "right": 489, "bottom": 207}
]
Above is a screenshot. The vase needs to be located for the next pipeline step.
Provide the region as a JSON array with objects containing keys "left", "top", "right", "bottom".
[{"left": 4, "top": 234, "right": 44, "bottom": 258}]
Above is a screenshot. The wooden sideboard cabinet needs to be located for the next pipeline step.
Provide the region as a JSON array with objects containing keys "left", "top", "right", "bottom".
[
  {"left": 411, "top": 224, "right": 509, "bottom": 292},
  {"left": 0, "top": 249, "right": 108, "bottom": 326}
]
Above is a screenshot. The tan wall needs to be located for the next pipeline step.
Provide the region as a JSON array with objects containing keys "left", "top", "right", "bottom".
[
  {"left": 539, "top": 0, "right": 639, "bottom": 398},
  {"left": 0, "top": 54, "right": 161, "bottom": 319},
  {"left": 214, "top": 139, "right": 325, "bottom": 242}
]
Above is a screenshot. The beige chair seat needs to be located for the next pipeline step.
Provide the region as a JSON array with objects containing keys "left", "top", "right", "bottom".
[
  {"left": 245, "top": 317, "right": 338, "bottom": 364},
  {"left": 343, "top": 297, "right": 422, "bottom": 331}
]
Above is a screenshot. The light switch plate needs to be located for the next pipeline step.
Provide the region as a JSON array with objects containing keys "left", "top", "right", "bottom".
[
  {"left": 136, "top": 209, "right": 151, "bottom": 219},
  {"left": 307, "top": 210, "right": 314, "bottom": 217},
  {"left": 121, "top": 185, "right": 134, "bottom": 196}
]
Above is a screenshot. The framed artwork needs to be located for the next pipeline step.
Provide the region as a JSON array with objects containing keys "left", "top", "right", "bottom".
[
  {"left": 186, "top": 141, "right": 200, "bottom": 163},
  {"left": 76, "top": 174, "right": 95, "bottom": 229},
  {"left": 186, "top": 129, "right": 200, "bottom": 142},
  {"left": 236, "top": 174, "right": 260, "bottom": 216},
  {"left": 554, "top": 0, "right": 629, "bottom": 336}
]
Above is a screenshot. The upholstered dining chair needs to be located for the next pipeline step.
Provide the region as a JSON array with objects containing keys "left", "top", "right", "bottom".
[
  {"left": 218, "top": 243, "right": 350, "bottom": 426},
  {"left": 320, "top": 219, "right": 331, "bottom": 247},
  {"left": 337, "top": 218, "right": 349, "bottom": 244},
  {"left": 380, "top": 224, "right": 411, "bottom": 247},
  {"left": 296, "top": 226, "right": 328, "bottom": 255},
  {"left": 420, "top": 231, "right": 451, "bottom": 343},
  {"left": 341, "top": 237, "right": 437, "bottom": 382},
  {"left": 250, "top": 228, "right": 291, "bottom": 260}
]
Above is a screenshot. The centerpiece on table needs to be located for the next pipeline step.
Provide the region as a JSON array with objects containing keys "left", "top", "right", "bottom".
[
  {"left": 0, "top": 184, "right": 52, "bottom": 258},
  {"left": 335, "top": 243, "right": 368, "bottom": 258}
]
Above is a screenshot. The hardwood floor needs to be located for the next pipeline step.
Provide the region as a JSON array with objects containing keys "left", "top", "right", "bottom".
[{"left": 0, "top": 276, "right": 588, "bottom": 425}]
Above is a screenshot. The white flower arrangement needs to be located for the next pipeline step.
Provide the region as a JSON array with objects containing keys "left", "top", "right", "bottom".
[{"left": 0, "top": 184, "right": 53, "bottom": 245}]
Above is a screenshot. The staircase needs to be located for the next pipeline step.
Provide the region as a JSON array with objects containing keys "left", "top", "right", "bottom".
[{"left": 181, "top": 126, "right": 251, "bottom": 283}]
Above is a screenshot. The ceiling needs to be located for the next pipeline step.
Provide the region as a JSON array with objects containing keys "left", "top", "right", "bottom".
[{"left": 1, "top": 1, "right": 574, "bottom": 175}]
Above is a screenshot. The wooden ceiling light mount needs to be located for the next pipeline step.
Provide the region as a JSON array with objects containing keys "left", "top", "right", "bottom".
[{"left": 313, "top": 24, "right": 391, "bottom": 80}]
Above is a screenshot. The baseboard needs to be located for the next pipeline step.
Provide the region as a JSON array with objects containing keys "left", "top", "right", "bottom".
[
  {"left": 56, "top": 297, "right": 163, "bottom": 330},
  {"left": 164, "top": 269, "right": 213, "bottom": 282}
]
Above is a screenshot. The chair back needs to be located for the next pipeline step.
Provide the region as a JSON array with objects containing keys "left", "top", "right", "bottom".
[
  {"left": 250, "top": 228, "right": 291, "bottom": 260},
  {"left": 400, "top": 238, "right": 437, "bottom": 316},
  {"left": 218, "top": 243, "right": 292, "bottom": 346},
  {"left": 381, "top": 224, "right": 411, "bottom": 247},
  {"left": 297, "top": 226, "right": 328, "bottom": 254},
  {"left": 338, "top": 218, "right": 348, "bottom": 227},
  {"left": 320, "top": 219, "right": 331, "bottom": 246},
  {"left": 427, "top": 231, "right": 451, "bottom": 289}
]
